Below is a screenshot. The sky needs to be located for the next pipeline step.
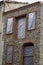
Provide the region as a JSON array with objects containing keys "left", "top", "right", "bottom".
[
  {"left": 14, "top": 0, "right": 43, "bottom": 3},
  {"left": 0, "top": 0, "right": 43, "bottom": 3}
]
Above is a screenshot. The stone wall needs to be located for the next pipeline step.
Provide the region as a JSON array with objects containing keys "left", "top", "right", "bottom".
[
  {"left": 3, "top": 3, "right": 41, "bottom": 65},
  {"left": 0, "top": 41, "right": 4, "bottom": 65},
  {"left": 0, "top": 7, "right": 4, "bottom": 65},
  {"left": 40, "top": 3, "right": 43, "bottom": 65}
]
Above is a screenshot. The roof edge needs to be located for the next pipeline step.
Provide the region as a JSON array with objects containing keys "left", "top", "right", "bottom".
[
  {"left": 5, "top": 1, "right": 28, "bottom": 4},
  {"left": 0, "top": 1, "right": 28, "bottom": 4},
  {"left": 3, "top": 1, "right": 41, "bottom": 15}
]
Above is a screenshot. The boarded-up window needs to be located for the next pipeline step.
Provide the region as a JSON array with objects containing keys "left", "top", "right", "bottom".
[
  {"left": 24, "top": 46, "right": 34, "bottom": 65},
  {"left": 6, "top": 45, "right": 14, "bottom": 64},
  {"left": 7, "top": 18, "right": 13, "bottom": 33},
  {"left": 28, "top": 12, "right": 35, "bottom": 30},
  {"left": 18, "top": 17, "right": 26, "bottom": 38}
]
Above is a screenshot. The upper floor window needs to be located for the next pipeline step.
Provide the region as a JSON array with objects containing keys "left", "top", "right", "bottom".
[
  {"left": 18, "top": 17, "right": 26, "bottom": 39},
  {"left": 28, "top": 12, "right": 35, "bottom": 30},
  {"left": 7, "top": 18, "right": 13, "bottom": 34}
]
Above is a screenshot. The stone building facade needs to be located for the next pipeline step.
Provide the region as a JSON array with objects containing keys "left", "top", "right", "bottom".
[
  {"left": 0, "top": 1, "right": 28, "bottom": 65},
  {"left": 2, "top": 1, "right": 43, "bottom": 65}
]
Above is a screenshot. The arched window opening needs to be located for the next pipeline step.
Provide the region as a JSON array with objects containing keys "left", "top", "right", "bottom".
[{"left": 23, "top": 43, "right": 34, "bottom": 65}]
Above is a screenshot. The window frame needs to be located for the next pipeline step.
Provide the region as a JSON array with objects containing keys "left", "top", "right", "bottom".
[
  {"left": 6, "top": 17, "right": 14, "bottom": 34},
  {"left": 27, "top": 11, "right": 36, "bottom": 31},
  {"left": 5, "top": 44, "right": 14, "bottom": 65},
  {"left": 23, "top": 46, "right": 34, "bottom": 65},
  {"left": 20, "top": 42, "right": 34, "bottom": 65},
  {"left": 16, "top": 15, "right": 27, "bottom": 39}
]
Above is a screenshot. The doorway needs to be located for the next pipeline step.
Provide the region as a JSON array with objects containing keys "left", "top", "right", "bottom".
[{"left": 23, "top": 43, "right": 34, "bottom": 65}]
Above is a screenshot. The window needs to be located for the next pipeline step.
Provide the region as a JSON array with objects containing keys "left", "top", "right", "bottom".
[
  {"left": 23, "top": 43, "right": 34, "bottom": 65},
  {"left": 7, "top": 46, "right": 13, "bottom": 63},
  {"left": 6, "top": 45, "right": 14, "bottom": 64},
  {"left": 18, "top": 17, "right": 26, "bottom": 38},
  {"left": 28, "top": 12, "right": 35, "bottom": 30},
  {"left": 7, "top": 18, "right": 13, "bottom": 34}
]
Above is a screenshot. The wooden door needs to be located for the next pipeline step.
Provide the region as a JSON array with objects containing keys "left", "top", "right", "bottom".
[{"left": 23, "top": 46, "right": 34, "bottom": 65}]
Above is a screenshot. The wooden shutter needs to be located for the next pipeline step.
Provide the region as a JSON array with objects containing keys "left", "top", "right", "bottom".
[
  {"left": 28, "top": 12, "right": 35, "bottom": 30},
  {"left": 7, "top": 18, "right": 13, "bottom": 33},
  {"left": 24, "top": 46, "right": 34, "bottom": 65},
  {"left": 6, "top": 45, "right": 14, "bottom": 65}
]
